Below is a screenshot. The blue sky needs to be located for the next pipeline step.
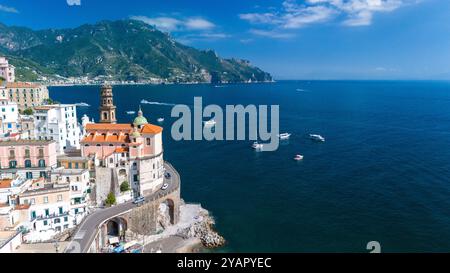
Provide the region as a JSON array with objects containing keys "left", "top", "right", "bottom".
[{"left": 0, "top": 0, "right": 449, "bottom": 80}]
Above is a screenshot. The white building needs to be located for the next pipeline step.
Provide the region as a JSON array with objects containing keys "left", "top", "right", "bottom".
[
  {"left": 0, "top": 57, "right": 15, "bottom": 83},
  {"left": 17, "top": 179, "right": 73, "bottom": 242},
  {"left": 33, "top": 104, "right": 81, "bottom": 154},
  {"left": 51, "top": 168, "right": 91, "bottom": 225},
  {"left": 0, "top": 98, "right": 19, "bottom": 135},
  {"left": 0, "top": 176, "right": 31, "bottom": 205}
]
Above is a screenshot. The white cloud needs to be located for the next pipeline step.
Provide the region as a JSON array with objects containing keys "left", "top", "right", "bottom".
[
  {"left": 0, "top": 4, "right": 18, "bottom": 13},
  {"left": 239, "top": 13, "right": 281, "bottom": 25},
  {"left": 185, "top": 18, "right": 215, "bottom": 30},
  {"left": 240, "top": 0, "right": 418, "bottom": 30},
  {"left": 283, "top": 5, "right": 337, "bottom": 29},
  {"left": 249, "top": 29, "right": 295, "bottom": 39},
  {"left": 131, "top": 16, "right": 182, "bottom": 32},
  {"left": 131, "top": 15, "right": 216, "bottom": 32},
  {"left": 67, "top": 0, "right": 81, "bottom": 6}
]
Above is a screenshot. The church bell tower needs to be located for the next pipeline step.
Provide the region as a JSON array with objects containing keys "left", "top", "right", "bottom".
[{"left": 99, "top": 84, "right": 117, "bottom": 124}]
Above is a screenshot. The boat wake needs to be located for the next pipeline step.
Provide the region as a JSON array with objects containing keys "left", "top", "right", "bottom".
[
  {"left": 140, "top": 100, "right": 176, "bottom": 106},
  {"left": 296, "top": 89, "right": 310, "bottom": 92}
]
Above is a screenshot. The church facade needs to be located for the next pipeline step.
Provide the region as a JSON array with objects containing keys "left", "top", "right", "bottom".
[{"left": 80, "top": 85, "right": 165, "bottom": 201}]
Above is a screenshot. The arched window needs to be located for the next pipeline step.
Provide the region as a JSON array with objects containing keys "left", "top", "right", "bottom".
[
  {"left": 24, "top": 149, "right": 30, "bottom": 158},
  {"left": 38, "top": 149, "right": 44, "bottom": 158},
  {"left": 25, "top": 160, "right": 32, "bottom": 168},
  {"left": 103, "top": 112, "right": 108, "bottom": 120},
  {"left": 9, "top": 161, "right": 17, "bottom": 169},
  {"left": 146, "top": 138, "right": 151, "bottom": 146},
  {"left": 38, "top": 159, "right": 46, "bottom": 168}
]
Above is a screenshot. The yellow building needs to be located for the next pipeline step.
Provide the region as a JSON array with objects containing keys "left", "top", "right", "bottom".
[{"left": 1, "top": 82, "right": 49, "bottom": 111}]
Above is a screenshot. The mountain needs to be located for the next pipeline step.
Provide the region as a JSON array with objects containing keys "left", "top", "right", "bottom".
[{"left": 0, "top": 20, "right": 272, "bottom": 83}]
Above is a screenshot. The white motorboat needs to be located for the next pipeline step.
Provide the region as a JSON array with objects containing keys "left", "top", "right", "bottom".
[
  {"left": 278, "top": 133, "right": 291, "bottom": 140},
  {"left": 252, "top": 142, "right": 264, "bottom": 150},
  {"left": 126, "top": 111, "right": 136, "bottom": 115},
  {"left": 294, "top": 155, "right": 304, "bottom": 161},
  {"left": 157, "top": 118, "right": 165, "bottom": 123},
  {"left": 204, "top": 119, "right": 216, "bottom": 127},
  {"left": 310, "top": 134, "right": 325, "bottom": 142}
]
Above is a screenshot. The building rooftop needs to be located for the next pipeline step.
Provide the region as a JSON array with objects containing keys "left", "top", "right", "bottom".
[
  {"left": 21, "top": 183, "right": 69, "bottom": 196},
  {"left": 85, "top": 123, "right": 133, "bottom": 131},
  {"left": 52, "top": 168, "right": 89, "bottom": 175},
  {"left": 34, "top": 104, "right": 76, "bottom": 111},
  {"left": 141, "top": 124, "right": 163, "bottom": 134},
  {"left": 81, "top": 123, "right": 162, "bottom": 145},
  {"left": 5, "top": 82, "right": 43, "bottom": 89},
  {"left": 57, "top": 155, "right": 89, "bottom": 161},
  {"left": 0, "top": 139, "right": 55, "bottom": 146},
  {"left": 0, "top": 179, "right": 12, "bottom": 189}
]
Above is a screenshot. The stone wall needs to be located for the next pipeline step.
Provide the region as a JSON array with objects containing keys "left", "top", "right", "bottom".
[
  {"left": 127, "top": 186, "right": 180, "bottom": 235},
  {"left": 94, "top": 167, "right": 120, "bottom": 205}
]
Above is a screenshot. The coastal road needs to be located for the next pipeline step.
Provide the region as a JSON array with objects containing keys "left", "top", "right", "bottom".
[{"left": 65, "top": 162, "right": 180, "bottom": 253}]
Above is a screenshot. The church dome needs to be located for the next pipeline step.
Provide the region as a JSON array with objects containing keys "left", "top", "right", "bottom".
[{"left": 133, "top": 107, "right": 148, "bottom": 127}]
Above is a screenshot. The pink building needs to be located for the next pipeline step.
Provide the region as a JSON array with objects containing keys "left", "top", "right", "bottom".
[{"left": 0, "top": 140, "right": 57, "bottom": 180}]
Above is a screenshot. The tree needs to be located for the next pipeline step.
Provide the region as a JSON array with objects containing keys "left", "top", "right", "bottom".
[
  {"left": 45, "top": 98, "right": 60, "bottom": 105},
  {"left": 120, "top": 181, "right": 130, "bottom": 193},
  {"left": 22, "top": 108, "right": 34, "bottom": 115},
  {"left": 105, "top": 192, "right": 116, "bottom": 207}
]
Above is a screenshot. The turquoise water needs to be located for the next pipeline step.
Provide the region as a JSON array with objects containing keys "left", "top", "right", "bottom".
[{"left": 50, "top": 81, "right": 450, "bottom": 253}]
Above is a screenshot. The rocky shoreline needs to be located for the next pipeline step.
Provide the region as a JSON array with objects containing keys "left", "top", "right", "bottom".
[
  {"left": 135, "top": 202, "right": 225, "bottom": 253},
  {"left": 178, "top": 206, "right": 225, "bottom": 249}
]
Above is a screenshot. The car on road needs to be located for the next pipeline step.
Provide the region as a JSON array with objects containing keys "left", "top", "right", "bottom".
[
  {"left": 164, "top": 172, "right": 171, "bottom": 179},
  {"left": 133, "top": 196, "right": 145, "bottom": 205},
  {"left": 161, "top": 183, "right": 169, "bottom": 190}
]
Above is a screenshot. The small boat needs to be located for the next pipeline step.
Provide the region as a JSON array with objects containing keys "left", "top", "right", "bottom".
[
  {"left": 278, "top": 133, "right": 291, "bottom": 140},
  {"left": 252, "top": 142, "right": 264, "bottom": 150},
  {"left": 310, "top": 134, "right": 325, "bottom": 142},
  {"left": 157, "top": 118, "right": 165, "bottom": 123},
  {"left": 204, "top": 119, "right": 216, "bottom": 127},
  {"left": 126, "top": 111, "right": 136, "bottom": 115},
  {"left": 294, "top": 155, "right": 304, "bottom": 161}
]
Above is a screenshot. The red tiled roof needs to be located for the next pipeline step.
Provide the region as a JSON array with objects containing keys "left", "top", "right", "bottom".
[
  {"left": 115, "top": 148, "right": 129, "bottom": 153},
  {"left": 82, "top": 123, "right": 162, "bottom": 143},
  {"left": 15, "top": 204, "right": 31, "bottom": 210},
  {"left": 0, "top": 179, "right": 12, "bottom": 189},
  {"left": 141, "top": 124, "right": 163, "bottom": 134},
  {"left": 86, "top": 124, "right": 133, "bottom": 131}
]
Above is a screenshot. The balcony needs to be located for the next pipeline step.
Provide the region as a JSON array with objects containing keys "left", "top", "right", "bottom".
[{"left": 35, "top": 212, "right": 70, "bottom": 221}]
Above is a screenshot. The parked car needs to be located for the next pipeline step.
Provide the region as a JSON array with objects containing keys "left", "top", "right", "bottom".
[
  {"left": 161, "top": 183, "right": 169, "bottom": 190},
  {"left": 133, "top": 196, "right": 145, "bottom": 205}
]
